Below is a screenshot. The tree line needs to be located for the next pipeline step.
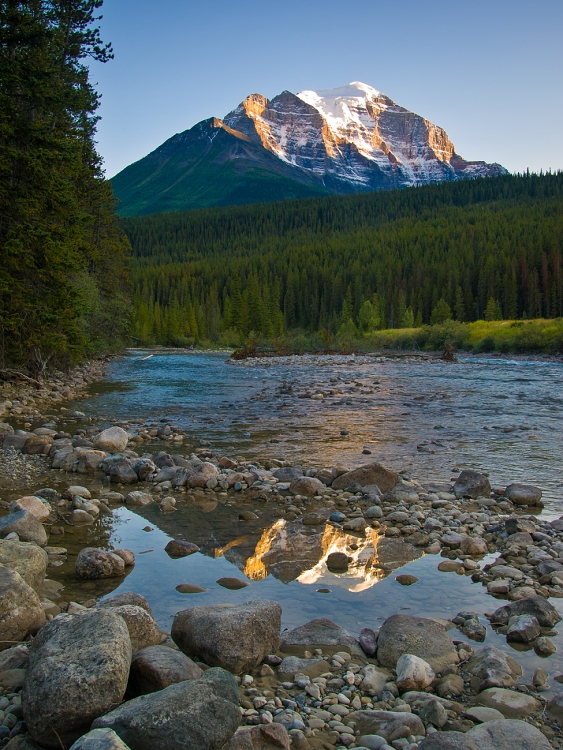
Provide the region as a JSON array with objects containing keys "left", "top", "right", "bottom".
[{"left": 122, "top": 172, "right": 563, "bottom": 346}]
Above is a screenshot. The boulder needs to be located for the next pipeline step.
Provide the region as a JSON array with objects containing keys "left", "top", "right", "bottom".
[
  {"left": 63, "top": 485, "right": 91, "bottom": 500},
  {"left": 332, "top": 463, "right": 398, "bottom": 493},
  {"left": 289, "top": 477, "right": 324, "bottom": 497},
  {"left": 125, "top": 491, "right": 153, "bottom": 507},
  {"left": 129, "top": 645, "right": 203, "bottom": 696},
  {"left": 490, "top": 596, "right": 561, "bottom": 627},
  {"left": 460, "top": 536, "right": 488, "bottom": 556},
  {"left": 280, "top": 618, "right": 362, "bottom": 658},
  {"left": 326, "top": 552, "right": 349, "bottom": 571},
  {"left": 134, "top": 459, "right": 156, "bottom": 481},
  {"left": 382, "top": 480, "right": 420, "bottom": 504},
  {"left": 376, "top": 615, "right": 459, "bottom": 673},
  {"left": 0, "top": 540, "right": 47, "bottom": 592},
  {"left": 93, "top": 427, "right": 129, "bottom": 453},
  {"left": 98, "top": 592, "right": 152, "bottom": 613},
  {"left": 504, "top": 484, "right": 542, "bottom": 506},
  {"left": 69, "top": 729, "right": 131, "bottom": 750},
  {"left": 0, "top": 644, "right": 29, "bottom": 671},
  {"left": 75, "top": 548, "right": 125, "bottom": 579},
  {"left": 8, "top": 496, "right": 50, "bottom": 522},
  {"left": 224, "top": 725, "right": 291, "bottom": 750},
  {"left": 186, "top": 462, "right": 218, "bottom": 488},
  {"left": 164, "top": 539, "right": 200, "bottom": 558},
  {"left": 418, "top": 733, "right": 480, "bottom": 749},
  {"left": 467, "top": 718, "right": 552, "bottom": 750},
  {"left": 172, "top": 600, "right": 281, "bottom": 674},
  {"left": 113, "top": 549, "right": 135, "bottom": 566},
  {"left": 360, "top": 664, "right": 390, "bottom": 695},
  {"left": 343, "top": 516, "right": 368, "bottom": 532},
  {"left": 76, "top": 450, "right": 107, "bottom": 474},
  {"left": 108, "top": 458, "right": 138, "bottom": 484},
  {"left": 0, "top": 423, "right": 14, "bottom": 437},
  {"left": 272, "top": 467, "right": 303, "bottom": 482},
  {"left": 22, "top": 434, "right": 53, "bottom": 454},
  {"left": 465, "top": 646, "right": 521, "bottom": 691},
  {"left": 546, "top": 693, "right": 563, "bottom": 721},
  {"left": 359, "top": 627, "right": 378, "bottom": 656},
  {"left": 3, "top": 433, "right": 30, "bottom": 451},
  {"left": 476, "top": 687, "right": 540, "bottom": 718},
  {"left": 106, "top": 605, "right": 161, "bottom": 652},
  {"left": 0, "top": 566, "right": 45, "bottom": 651},
  {"left": 454, "top": 470, "right": 491, "bottom": 499},
  {"left": 22, "top": 609, "right": 131, "bottom": 748},
  {"left": 92, "top": 668, "right": 240, "bottom": 750},
  {"left": 71, "top": 509, "right": 95, "bottom": 525},
  {"left": 506, "top": 614, "right": 541, "bottom": 642},
  {"left": 505, "top": 517, "right": 535, "bottom": 534},
  {"left": 345, "top": 710, "right": 425, "bottom": 743},
  {"left": 395, "top": 654, "right": 435, "bottom": 692},
  {"left": 0, "top": 511, "right": 47, "bottom": 546}
]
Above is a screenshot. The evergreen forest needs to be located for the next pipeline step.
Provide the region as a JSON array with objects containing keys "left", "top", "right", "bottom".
[
  {"left": 122, "top": 172, "right": 563, "bottom": 350},
  {"left": 0, "top": 0, "right": 131, "bottom": 373}
]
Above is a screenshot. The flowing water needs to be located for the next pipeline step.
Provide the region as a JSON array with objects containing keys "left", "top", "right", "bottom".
[{"left": 9, "top": 351, "right": 563, "bottom": 685}]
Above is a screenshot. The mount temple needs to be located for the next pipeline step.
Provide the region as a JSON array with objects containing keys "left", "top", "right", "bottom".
[{"left": 112, "top": 82, "right": 507, "bottom": 216}]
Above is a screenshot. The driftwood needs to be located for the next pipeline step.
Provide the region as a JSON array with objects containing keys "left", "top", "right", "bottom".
[{"left": 0, "top": 368, "right": 42, "bottom": 386}]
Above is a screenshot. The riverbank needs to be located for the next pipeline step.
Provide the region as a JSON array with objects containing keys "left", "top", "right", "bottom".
[{"left": 1, "top": 406, "right": 563, "bottom": 748}]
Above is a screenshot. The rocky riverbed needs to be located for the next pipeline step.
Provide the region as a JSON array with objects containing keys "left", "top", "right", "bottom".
[{"left": 1, "top": 357, "right": 563, "bottom": 749}]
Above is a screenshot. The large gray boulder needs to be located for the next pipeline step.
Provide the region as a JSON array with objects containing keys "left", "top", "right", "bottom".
[
  {"left": 93, "top": 427, "right": 129, "bottom": 454},
  {"left": 453, "top": 470, "right": 491, "bottom": 498},
  {"left": 475, "top": 687, "right": 540, "bottom": 718},
  {"left": 92, "top": 668, "right": 240, "bottom": 750},
  {"left": 490, "top": 596, "right": 561, "bottom": 628},
  {"left": 332, "top": 462, "right": 398, "bottom": 493},
  {"left": 504, "top": 484, "right": 542, "bottom": 506},
  {"left": 69, "top": 728, "right": 131, "bottom": 750},
  {"left": 346, "top": 710, "right": 425, "bottom": 742},
  {"left": 23, "top": 610, "right": 132, "bottom": 748},
  {"left": 75, "top": 548, "right": 125, "bottom": 579},
  {"left": 467, "top": 718, "right": 552, "bottom": 750},
  {"left": 418, "top": 733, "right": 480, "bottom": 749},
  {"left": 0, "top": 565, "right": 45, "bottom": 651},
  {"left": 172, "top": 600, "right": 281, "bottom": 674},
  {"left": 376, "top": 615, "right": 459, "bottom": 673},
  {"left": 98, "top": 592, "right": 152, "bottom": 613},
  {"left": 129, "top": 645, "right": 203, "bottom": 696},
  {"left": 465, "top": 645, "right": 521, "bottom": 691},
  {"left": 280, "top": 618, "right": 362, "bottom": 658},
  {"left": 0, "top": 511, "right": 47, "bottom": 546},
  {"left": 0, "top": 540, "right": 47, "bottom": 592}
]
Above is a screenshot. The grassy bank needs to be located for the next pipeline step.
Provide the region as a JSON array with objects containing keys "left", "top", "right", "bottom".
[{"left": 230, "top": 319, "right": 563, "bottom": 357}]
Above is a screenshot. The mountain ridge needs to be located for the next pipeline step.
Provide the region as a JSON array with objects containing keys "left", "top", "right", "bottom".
[{"left": 112, "top": 82, "right": 507, "bottom": 216}]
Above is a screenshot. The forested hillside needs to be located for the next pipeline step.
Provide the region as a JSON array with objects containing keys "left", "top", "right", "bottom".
[
  {"left": 122, "top": 172, "right": 563, "bottom": 347},
  {"left": 0, "top": 1, "right": 130, "bottom": 373}
]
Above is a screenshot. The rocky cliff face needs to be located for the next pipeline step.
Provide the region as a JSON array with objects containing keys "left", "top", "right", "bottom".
[{"left": 224, "top": 82, "right": 506, "bottom": 191}]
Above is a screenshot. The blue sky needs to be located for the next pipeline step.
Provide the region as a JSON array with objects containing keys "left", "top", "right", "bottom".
[{"left": 91, "top": 0, "right": 563, "bottom": 178}]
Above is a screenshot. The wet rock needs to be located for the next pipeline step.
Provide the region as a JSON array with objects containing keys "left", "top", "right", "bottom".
[
  {"left": 113, "top": 549, "right": 135, "bottom": 566},
  {"left": 272, "top": 467, "right": 303, "bottom": 482},
  {"left": 289, "top": 477, "right": 324, "bottom": 497},
  {"left": 332, "top": 462, "right": 398, "bottom": 493},
  {"left": 346, "top": 710, "right": 425, "bottom": 742},
  {"left": 8, "top": 496, "right": 50, "bottom": 522},
  {"left": 490, "top": 595, "right": 561, "bottom": 627},
  {"left": 476, "top": 687, "right": 540, "bottom": 718},
  {"left": 91, "top": 667, "right": 240, "bottom": 750},
  {"left": 377, "top": 615, "right": 459, "bottom": 673},
  {"left": 23, "top": 434, "right": 53, "bottom": 454},
  {"left": 76, "top": 449, "right": 107, "bottom": 474},
  {"left": 466, "top": 646, "right": 521, "bottom": 690},
  {"left": 71, "top": 509, "right": 95, "bottom": 525},
  {"left": 125, "top": 491, "right": 152, "bottom": 507},
  {"left": 504, "top": 484, "right": 542, "bottom": 506},
  {"left": 506, "top": 614, "right": 541, "bottom": 642},
  {"left": 465, "top": 706, "right": 504, "bottom": 723},
  {"left": 505, "top": 517, "right": 535, "bottom": 534},
  {"left": 0, "top": 566, "right": 45, "bottom": 650},
  {"left": 546, "top": 693, "right": 563, "bottom": 721},
  {"left": 134, "top": 459, "right": 156, "bottom": 481},
  {"left": 98, "top": 592, "right": 152, "bottom": 613},
  {"left": 93, "top": 427, "right": 129, "bottom": 453},
  {"left": 164, "top": 540, "right": 199, "bottom": 558},
  {"left": 359, "top": 628, "right": 378, "bottom": 656},
  {"left": 418, "top": 732, "right": 479, "bottom": 749},
  {"left": 75, "top": 548, "right": 125, "bottom": 579},
  {"left": 23, "top": 609, "right": 131, "bottom": 748},
  {"left": 440, "top": 532, "right": 465, "bottom": 548},
  {"left": 280, "top": 618, "right": 362, "bottom": 658},
  {"left": 224, "top": 724, "right": 290, "bottom": 750},
  {"left": 435, "top": 673, "right": 464, "bottom": 697},
  {"left": 0, "top": 540, "right": 47, "bottom": 592},
  {"left": 326, "top": 552, "right": 350, "bottom": 572},
  {"left": 460, "top": 536, "right": 488, "bottom": 555},
  {"left": 396, "top": 654, "right": 434, "bottom": 692},
  {"left": 105, "top": 605, "right": 161, "bottom": 652},
  {"left": 277, "top": 656, "right": 331, "bottom": 680},
  {"left": 129, "top": 645, "right": 203, "bottom": 696},
  {"left": 216, "top": 577, "right": 249, "bottom": 590},
  {"left": 186, "top": 462, "right": 218, "bottom": 488},
  {"left": 365, "top": 505, "right": 383, "bottom": 519},
  {"left": 69, "top": 728, "right": 131, "bottom": 750},
  {"left": 487, "top": 579, "right": 510, "bottom": 595},
  {"left": 172, "top": 600, "right": 281, "bottom": 674},
  {"left": 0, "top": 511, "right": 47, "bottom": 546},
  {"left": 107, "top": 457, "right": 138, "bottom": 484},
  {"left": 467, "top": 718, "right": 552, "bottom": 750},
  {"left": 395, "top": 574, "right": 419, "bottom": 585},
  {"left": 0, "top": 644, "right": 29, "bottom": 670},
  {"left": 488, "top": 564, "right": 523, "bottom": 580},
  {"left": 176, "top": 584, "right": 206, "bottom": 593},
  {"left": 454, "top": 470, "right": 491, "bottom": 499},
  {"left": 534, "top": 636, "right": 556, "bottom": 656},
  {"left": 438, "top": 560, "right": 465, "bottom": 572},
  {"left": 343, "top": 516, "right": 367, "bottom": 532},
  {"left": 420, "top": 697, "right": 448, "bottom": 727},
  {"left": 63, "top": 485, "right": 91, "bottom": 500}
]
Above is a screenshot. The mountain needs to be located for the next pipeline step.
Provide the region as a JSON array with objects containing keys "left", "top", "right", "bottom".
[{"left": 112, "top": 82, "right": 507, "bottom": 216}]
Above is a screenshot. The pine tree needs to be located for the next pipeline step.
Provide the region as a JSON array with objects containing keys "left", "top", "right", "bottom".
[{"left": 431, "top": 299, "right": 452, "bottom": 325}]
